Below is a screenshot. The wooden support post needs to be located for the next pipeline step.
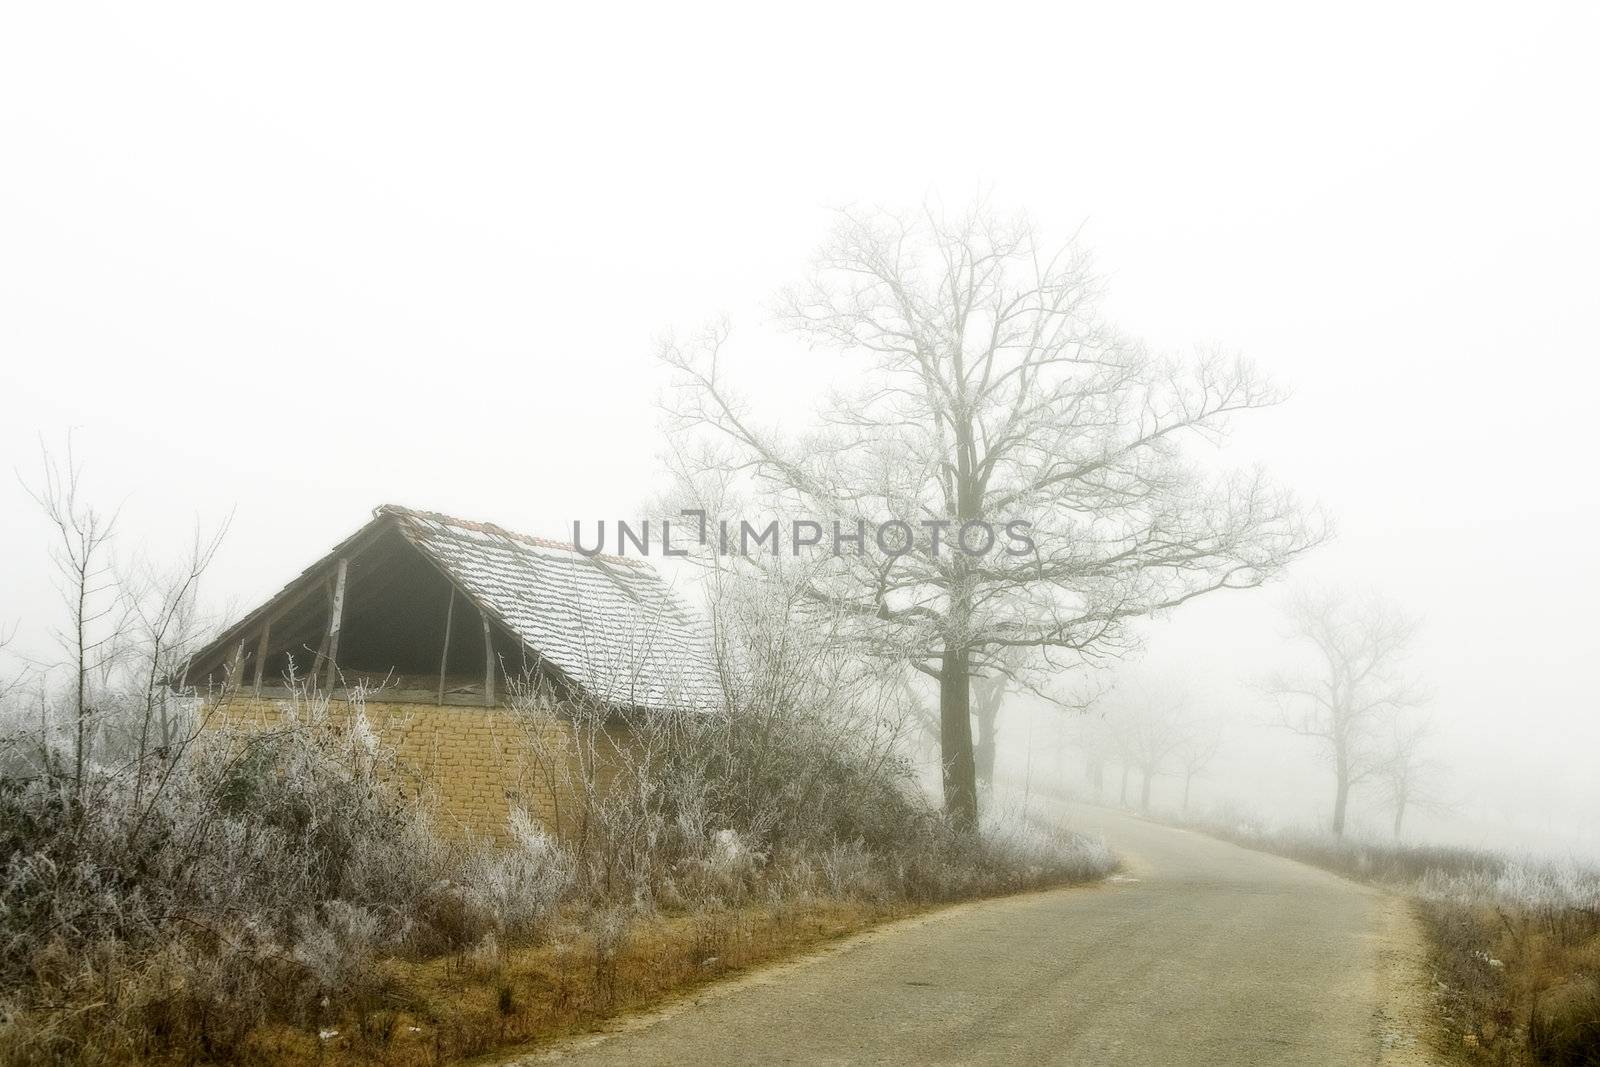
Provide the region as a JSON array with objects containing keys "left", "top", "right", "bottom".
[
  {"left": 228, "top": 639, "right": 248, "bottom": 690},
  {"left": 321, "top": 558, "right": 349, "bottom": 692},
  {"left": 309, "top": 576, "right": 334, "bottom": 682},
  {"left": 481, "top": 609, "right": 495, "bottom": 707},
  {"left": 251, "top": 623, "right": 271, "bottom": 696},
  {"left": 436, "top": 587, "right": 455, "bottom": 706}
]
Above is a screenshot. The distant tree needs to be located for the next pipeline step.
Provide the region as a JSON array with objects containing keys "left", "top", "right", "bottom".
[
  {"left": 1376, "top": 714, "right": 1444, "bottom": 838},
  {"left": 1084, "top": 749, "right": 1106, "bottom": 801},
  {"left": 1267, "top": 589, "right": 1426, "bottom": 836},
  {"left": 664, "top": 202, "right": 1325, "bottom": 827},
  {"left": 1124, "top": 693, "right": 1187, "bottom": 812},
  {"left": 1173, "top": 714, "right": 1224, "bottom": 812},
  {"left": 1082, "top": 680, "right": 1186, "bottom": 811},
  {"left": 1075, "top": 713, "right": 1131, "bottom": 805}
]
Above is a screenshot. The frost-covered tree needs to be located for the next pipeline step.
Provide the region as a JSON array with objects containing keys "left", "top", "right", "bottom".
[
  {"left": 665, "top": 202, "right": 1324, "bottom": 827},
  {"left": 1268, "top": 589, "right": 1427, "bottom": 836}
]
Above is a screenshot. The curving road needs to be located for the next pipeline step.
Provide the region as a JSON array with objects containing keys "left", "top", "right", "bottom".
[{"left": 520, "top": 804, "right": 1433, "bottom": 1066}]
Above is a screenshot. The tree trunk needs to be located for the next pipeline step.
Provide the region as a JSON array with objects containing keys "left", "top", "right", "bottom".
[
  {"left": 974, "top": 701, "right": 998, "bottom": 791},
  {"left": 1392, "top": 789, "right": 1407, "bottom": 838},
  {"left": 1183, "top": 772, "right": 1194, "bottom": 812},
  {"left": 1139, "top": 768, "right": 1153, "bottom": 811},
  {"left": 1119, "top": 764, "right": 1129, "bottom": 806},
  {"left": 74, "top": 575, "right": 88, "bottom": 814},
  {"left": 1332, "top": 774, "right": 1350, "bottom": 837},
  {"left": 938, "top": 646, "right": 979, "bottom": 831}
]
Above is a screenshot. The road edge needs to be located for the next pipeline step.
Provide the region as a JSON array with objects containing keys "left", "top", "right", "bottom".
[{"left": 494, "top": 879, "right": 1113, "bottom": 1064}]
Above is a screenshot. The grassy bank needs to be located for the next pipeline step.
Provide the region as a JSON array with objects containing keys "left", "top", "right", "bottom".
[{"left": 236, "top": 898, "right": 892, "bottom": 1065}]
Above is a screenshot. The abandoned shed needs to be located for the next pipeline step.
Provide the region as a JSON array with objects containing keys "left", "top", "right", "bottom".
[
  {"left": 185, "top": 504, "right": 721, "bottom": 710},
  {"left": 182, "top": 505, "right": 723, "bottom": 833}
]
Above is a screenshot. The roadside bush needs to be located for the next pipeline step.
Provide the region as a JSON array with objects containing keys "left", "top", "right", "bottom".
[
  {"left": 545, "top": 696, "right": 1112, "bottom": 915},
  {"left": 2, "top": 681, "right": 1115, "bottom": 1067},
  {"left": 459, "top": 809, "right": 572, "bottom": 941},
  {"left": 0, "top": 692, "right": 578, "bottom": 1065}
]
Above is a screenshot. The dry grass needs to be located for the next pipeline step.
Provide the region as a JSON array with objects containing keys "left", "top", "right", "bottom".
[
  {"left": 1420, "top": 894, "right": 1600, "bottom": 1064},
  {"left": 218, "top": 898, "right": 904, "bottom": 1066}
]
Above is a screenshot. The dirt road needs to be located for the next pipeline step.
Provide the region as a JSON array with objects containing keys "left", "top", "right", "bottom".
[{"left": 521, "top": 805, "right": 1436, "bottom": 1065}]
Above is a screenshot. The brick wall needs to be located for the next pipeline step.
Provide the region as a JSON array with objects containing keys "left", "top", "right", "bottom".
[{"left": 204, "top": 696, "right": 634, "bottom": 839}]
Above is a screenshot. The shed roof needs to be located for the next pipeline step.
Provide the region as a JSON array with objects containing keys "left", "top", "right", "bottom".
[
  {"left": 385, "top": 506, "right": 722, "bottom": 712},
  {"left": 187, "top": 505, "right": 723, "bottom": 714}
]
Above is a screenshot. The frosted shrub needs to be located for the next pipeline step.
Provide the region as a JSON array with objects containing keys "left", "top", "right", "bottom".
[
  {"left": 0, "top": 711, "right": 495, "bottom": 1061},
  {"left": 981, "top": 812, "right": 1116, "bottom": 886},
  {"left": 1421, "top": 857, "right": 1600, "bottom": 915},
  {"left": 708, "top": 828, "right": 762, "bottom": 879},
  {"left": 819, "top": 839, "right": 878, "bottom": 899},
  {"left": 292, "top": 900, "right": 385, "bottom": 994},
  {"left": 461, "top": 809, "right": 574, "bottom": 939}
]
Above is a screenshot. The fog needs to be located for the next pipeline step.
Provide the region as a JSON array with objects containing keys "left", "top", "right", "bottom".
[{"left": 3, "top": 4, "right": 1597, "bottom": 858}]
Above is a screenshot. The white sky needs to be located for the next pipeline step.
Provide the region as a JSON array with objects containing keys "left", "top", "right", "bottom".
[{"left": 3, "top": 3, "right": 1597, "bottom": 852}]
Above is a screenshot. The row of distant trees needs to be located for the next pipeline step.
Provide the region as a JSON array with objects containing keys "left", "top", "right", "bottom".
[
  {"left": 1079, "top": 688, "right": 1222, "bottom": 814},
  {"left": 963, "top": 586, "right": 1441, "bottom": 838}
]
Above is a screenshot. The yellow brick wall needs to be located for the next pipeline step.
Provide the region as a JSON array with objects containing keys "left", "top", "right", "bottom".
[{"left": 203, "top": 697, "right": 635, "bottom": 839}]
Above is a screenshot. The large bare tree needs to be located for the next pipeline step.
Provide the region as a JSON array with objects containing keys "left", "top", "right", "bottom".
[
  {"left": 1268, "top": 589, "right": 1426, "bottom": 836},
  {"left": 664, "top": 203, "right": 1323, "bottom": 827}
]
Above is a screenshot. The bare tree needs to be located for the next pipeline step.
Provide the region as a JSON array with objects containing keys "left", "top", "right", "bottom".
[
  {"left": 0, "top": 624, "right": 26, "bottom": 772},
  {"left": 120, "top": 522, "right": 229, "bottom": 816},
  {"left": 10, "top": 445, "right": 235, "bottom": 854},
  {"left": 21, "top": 441, "right": 128, "bottom": 812},
  {"left": 664, "top": 202, "right": 1324, "bottom": 827},
  {"left": 1074, "top": 714, "right": 1128, "bottom": 805},
  {"left": 1083, "top": 748, "right": 1106, "bottom": 802},
  {"left": 1173, "top": 714, "right": 1223, "bottom": 813},
  {"left": 0, "top": 622, "right": 21, "bottom": 704},
  {"left": 1267, "top": 589, "right": 1426, "bottom": 836},
  {"left": 1120, "top": 690, "right": 1187, "bottom": 812},
  {"left": 1376, "top": 714, "right": 1443, "bottom": 838},
  {"left": 1078, "top": 680, "right": 1185, "bottom": 811},
  {"left": 1072, "top": 709, "right": 1127, "bottom": 803},
  {"left": 970, "top": 645, "right": 1042, "bottom": 792}
]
